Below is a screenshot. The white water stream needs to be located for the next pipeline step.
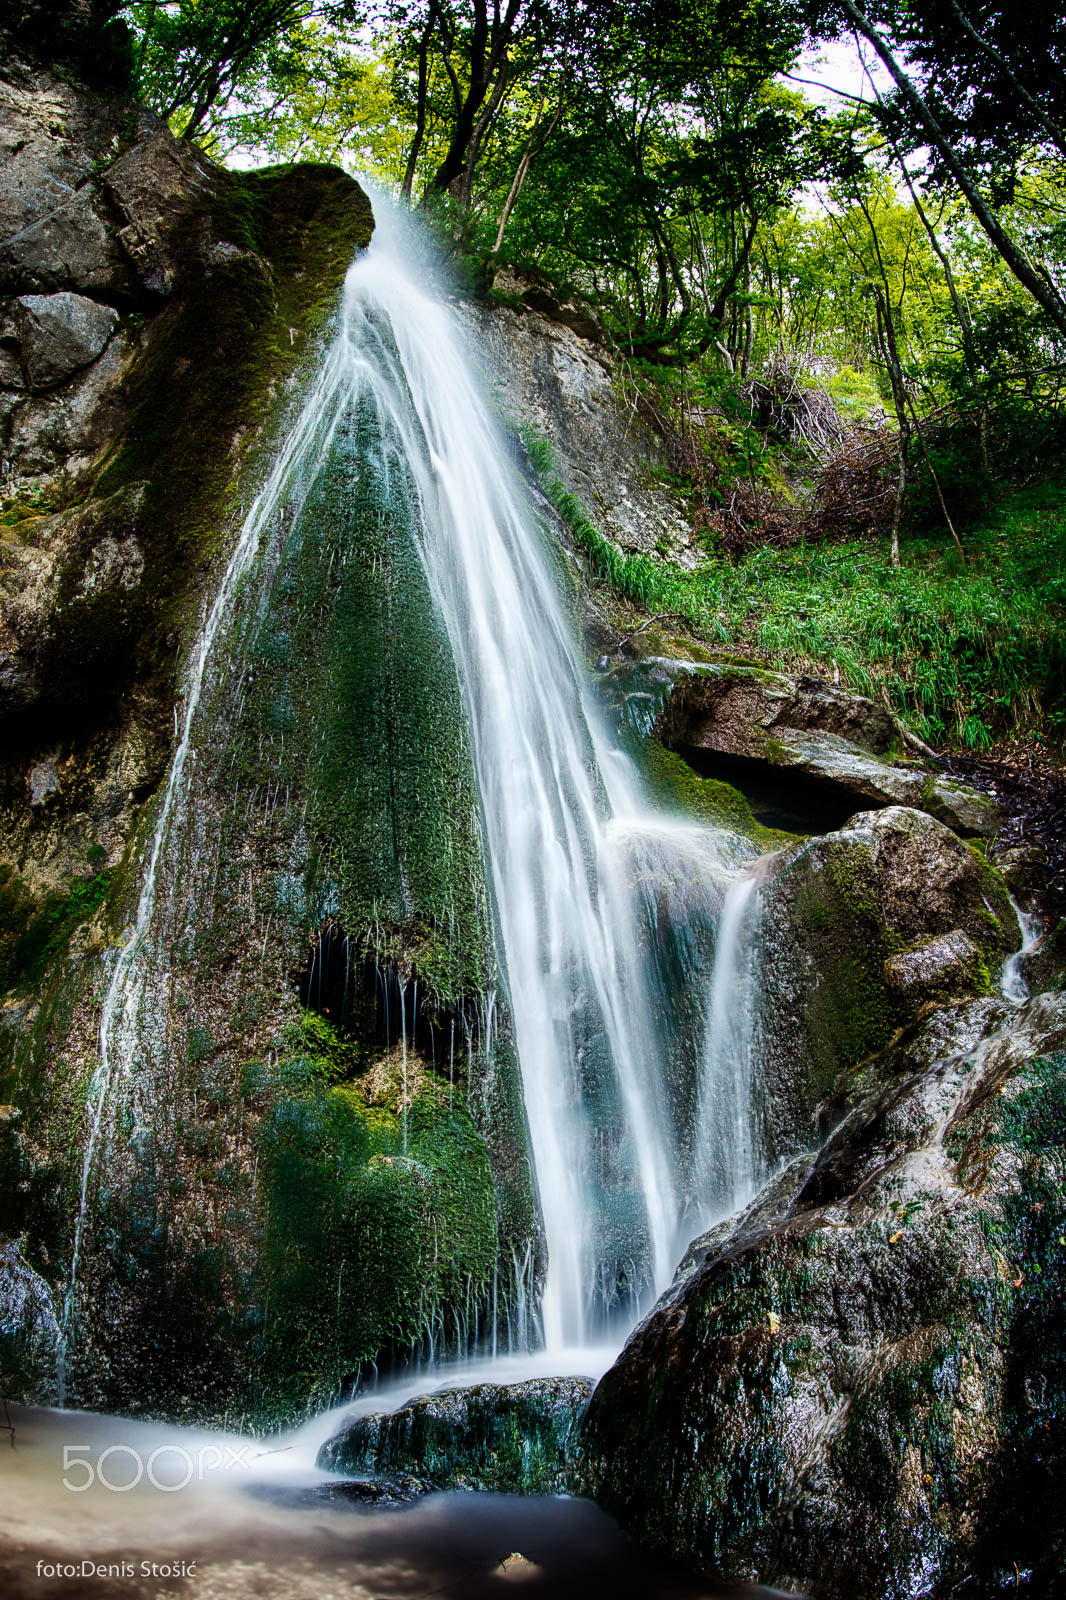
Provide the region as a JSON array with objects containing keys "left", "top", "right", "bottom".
[{"left": 60, "top": 198, "right": 767, "bottom": 1390}]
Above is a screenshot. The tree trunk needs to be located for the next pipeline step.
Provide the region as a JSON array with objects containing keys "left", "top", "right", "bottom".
[
  {"left": 426, "top": 0, "right": 521, "bottom": 199},
  {"left": 873, "top": 285, "right": 909, "bottom": 566},
  {"left": 492, "top": 96, "right": 561, "bottom": 255},
  {"left": 400, "top": 4, "right": 436, "bottom": 202}
]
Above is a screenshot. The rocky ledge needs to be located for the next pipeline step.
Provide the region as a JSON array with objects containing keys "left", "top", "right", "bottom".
[
  {"left": 580, "top": 985, "right": 1066, "bottom": 1598},
  {"left": 603, "top": 654, "right": 1001, "bottom": 839},
  {"left": 0, "top": 40, "right": 371, "bottom": 894}
]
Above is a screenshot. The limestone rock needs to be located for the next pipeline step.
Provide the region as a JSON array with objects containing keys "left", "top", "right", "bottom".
[
  {"left": 101, "top": 130, "right": 223, "bottom": 298},
  {"left": 883, "top": 927, "right": 985, "bottom": 1000},
  {"left": 579, "top": 992, "right": 1066, "bottom": 1599},
  {"left": 0, "top": 67, "right": 141, "bottom": 299},
  {"left": 0, "top": 482, "right": 149, "bottom": 726},
  {"left": 9, "top": 291, "right": 119, "bottom": 388},
  {"left": 655, "top": 658, "right": 896, "bottom": 756},
  {"left": 318, "top": 1376, "right": 595, "bottom": 1494},
  {"left": 603, "top": 655, "right": 1001, "bottom": 838},
  {"left": 464, "top": 302, "right": 693, "bottom": 563},
  {"left": 756, "top": 806, "right": 1020, "bottom": 1152}
]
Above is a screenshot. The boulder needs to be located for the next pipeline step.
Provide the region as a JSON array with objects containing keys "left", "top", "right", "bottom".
[
  {"left": 756, "top": 806, "right": 1020, "bottom": 1154},
  {"left": 579, "top": 992, "right": 1066, "bottom": 1599},
  {"left": 9, "top": 292, "right": 119, "bottom": 388},
  {"left": 318, "top": 1376, "right": 595, "bottom": 1494}
]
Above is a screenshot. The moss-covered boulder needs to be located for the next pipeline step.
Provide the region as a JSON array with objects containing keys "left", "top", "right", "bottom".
[
  {"left": 757, "top": 805, "right": 1020, "bottom": 1158},
  {"left": 319, "top": 1376, "right": 594, "bottom": 1493},
  {"left": 579, "top": 992, "right": 1066, "bottom": 1599}
]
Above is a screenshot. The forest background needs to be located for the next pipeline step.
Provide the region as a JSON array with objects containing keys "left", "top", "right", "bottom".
[{"left": 14, "top": 0, "right": 1066, "bottom": 762}]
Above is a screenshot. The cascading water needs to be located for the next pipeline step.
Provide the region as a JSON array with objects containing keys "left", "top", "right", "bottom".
[
  {"left": 694, "top": 870, "right": 765, "bottom": 1228},
  {"left": 61, "top": 195, "right": 770, "bottom": 1387},
  {"left": 334, "top": 212, "right": 691, "bottom": 1349}
]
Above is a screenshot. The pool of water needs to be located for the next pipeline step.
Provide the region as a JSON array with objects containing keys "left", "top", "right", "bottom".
[{"left": 0, "top": 1400, "right": 793, "bottom": 1600}]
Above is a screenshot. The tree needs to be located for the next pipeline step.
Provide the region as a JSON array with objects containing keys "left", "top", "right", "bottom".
[
  {"left": 821, "top": 0, "right": 1066, "bottom": 339},
  {"left": 127, "top": 0, "right": 364, "bottom": 144}
]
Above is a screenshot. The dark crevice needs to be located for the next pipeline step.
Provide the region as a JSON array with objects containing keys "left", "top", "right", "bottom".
[
  {"left": 293, "top": 922, "right": 481, "bottom": 1064},
  {"left": 675, "top": 742, "right": 871, "bottom": 835}
]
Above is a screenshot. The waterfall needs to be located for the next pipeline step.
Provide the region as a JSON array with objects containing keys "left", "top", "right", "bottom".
[
  {"left": 58, "top": 315, "right": 363, "bottom": 1393},
  {"left": 342, "top": 209, "right": 685, "bottom": 1348},
  {"left": 61, "top": 197, "right": 769, "bottom": 1382}
]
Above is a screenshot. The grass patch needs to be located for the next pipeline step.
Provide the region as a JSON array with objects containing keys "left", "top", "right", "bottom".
[{"left": 528, "top": 434, "right": 1066, "bottom": 752}]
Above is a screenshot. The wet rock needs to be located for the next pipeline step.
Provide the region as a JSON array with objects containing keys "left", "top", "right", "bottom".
[
  {"left": 757, "top": 807, "right": 1020, "bottom": 1153},
  {"left": 851, "top": 807, "right": 1016, "bottom": 951},
  {"left": 883, "top": 927, "right": 985, "bottom": 1001},
  {"left": 602, "top": 656, "right": 1001, "bottom": 838},
  {"left": 0, "top": 1239, "right": 60, "bottom": 1404},
  {"left": 245, "top": 1474, "right": 432, "bottom": 1511},
  {"left": 318, "top": 1377, "right": 595, "bottom": 1494},
  {"left": 9, "top": 292, "right": 119, "bottom": 388},
  {"left": 580, "top": 992, "right": 1066, "bottom": 1600}
]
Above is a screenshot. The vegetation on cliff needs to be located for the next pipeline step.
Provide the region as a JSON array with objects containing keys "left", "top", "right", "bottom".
[{"left": 42, "top": 0, "right": 1060, "bottom": 758}]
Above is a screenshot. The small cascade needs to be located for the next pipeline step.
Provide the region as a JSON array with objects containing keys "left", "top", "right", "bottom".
[
  {"left": 694, "top": 872, "right": 765, "bottom": 1228},
  {"left": 1001, "top": 897, "right": 1043, "bottom": 1005}
]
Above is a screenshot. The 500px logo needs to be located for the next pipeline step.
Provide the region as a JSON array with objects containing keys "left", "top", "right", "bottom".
[{"left": 61, "top": 1442, "right": 252, "bottom": 1492}]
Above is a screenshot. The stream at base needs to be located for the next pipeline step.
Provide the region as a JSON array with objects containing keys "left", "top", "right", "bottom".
[{"left": 2, "top": 1402, "right": 792, "bottom": 1600}]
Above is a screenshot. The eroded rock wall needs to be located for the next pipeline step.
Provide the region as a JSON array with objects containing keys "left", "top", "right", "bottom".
[
  {"left": 0, "top": 42, "right": 538, "bottom": 1428},
  {"left": 462, "top": 289, "right": 693, "bottom": 564}
]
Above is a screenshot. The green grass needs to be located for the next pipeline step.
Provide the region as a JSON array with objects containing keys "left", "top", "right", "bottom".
[{"left": 528, "top": 434, "right": 1066, "bottom": 751}]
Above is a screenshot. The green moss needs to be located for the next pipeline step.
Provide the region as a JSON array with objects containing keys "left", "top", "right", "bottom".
[
  {"left": 784, "top": 839, "right": 904, "bottom": 1099},
  {"left": 640, "top": 740, "right": 796, "bottom": 852},
  {"left": 966, "top": 842, "right": 1019, "bottom": 958},
  {"left": 255, "top": 1023, "right": 498, "bottom": 1424},
  {"left": 0, "top": 864, "right": 112, "bottom": 992}
]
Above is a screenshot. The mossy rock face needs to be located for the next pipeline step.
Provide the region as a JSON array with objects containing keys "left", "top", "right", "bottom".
[
  {"left": 640, "top": 739, "right": 797, "bottom": 853},
  {"left": 319, "top": 1376, "right": 595, "bottom": 1493},
  {"left": 0, "top": 145, "right": 543, "bottom": 1424},
  {"left": 579, "top": 998, "right": 1066, "bottom": 1600},
  {"left": 756, "top": 806, "right": 1021, "bottom": 1159}
]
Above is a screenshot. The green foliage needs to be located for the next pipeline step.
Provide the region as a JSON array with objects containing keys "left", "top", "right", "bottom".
[
  {"left": 125, "top": 0, "right": 362, "bottom": 145},
  {"left": 529, "top": 430, "right": 1066, "bottom": 751}
]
